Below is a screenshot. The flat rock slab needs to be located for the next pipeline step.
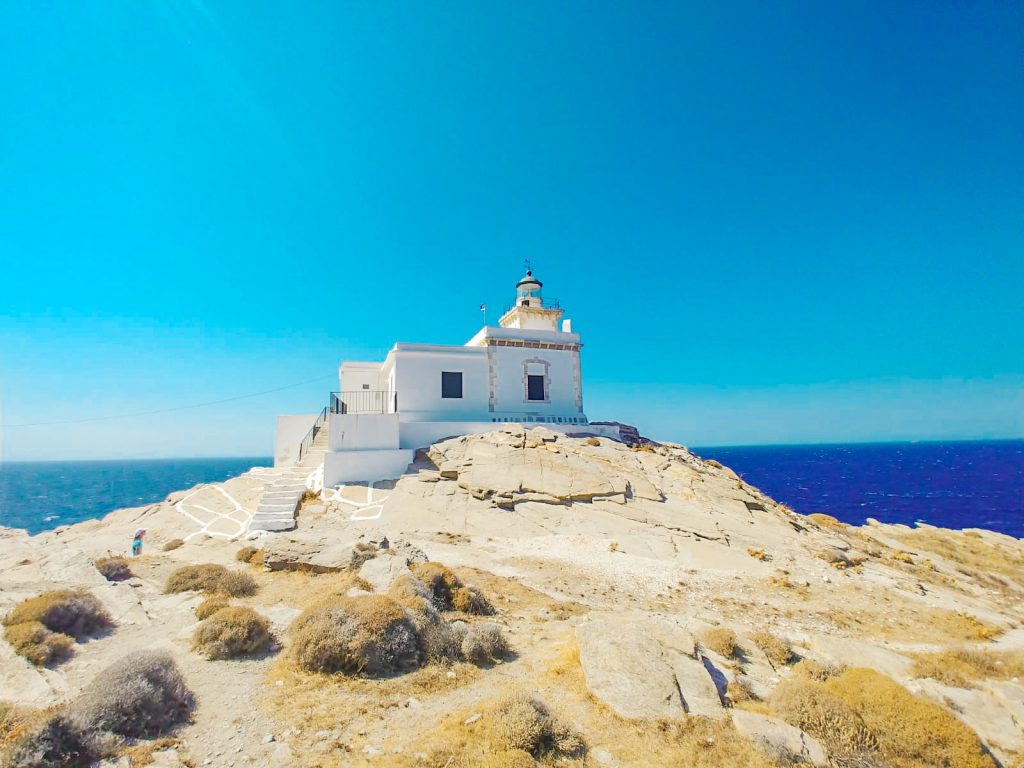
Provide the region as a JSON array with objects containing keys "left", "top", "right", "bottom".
[
  {"left": 731, "top": 710, "right": 828, "bottom": 766},
  {"left": 576, "top": 612, "right": 724, "bottom": 720},
  {"left": 262, "top": 533, "right": 357, "bottom": 573}
]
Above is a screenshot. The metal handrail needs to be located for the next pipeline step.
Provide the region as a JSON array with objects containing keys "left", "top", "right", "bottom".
[
  {"left": 296, "top": 406, "right": 327, "bottom": 463},
  {"left": 502, "top": 297, "right": 560, "bottom": 314},
  {"left": 330, "top": 390, "right": 398, "bottom": 415}
]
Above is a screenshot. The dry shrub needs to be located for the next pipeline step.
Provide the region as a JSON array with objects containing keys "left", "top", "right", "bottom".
[
  {"left": 750, "top": 630, "right": 793, "bottom": 666},
  {"left": 705, "top": 459, "right": 723, "bottom": 469},
  {"left": 410, "top": 562, "right": 462, "bottom": 610},
  {"left": 191, "top": 606, "right": 271, "bottom": 660},
  {"left": 3, "top": 621, "right": 74, "bottom": 667},
  {"left": 408, "top": 602, "right": 462, "bottom": 663},
  {"left": 164, "top": 564, "right": 257, "bottom": 597},
  {"left": 828, "top": 667, "right": 995, "bottom": 768},
  {"left": 289, "top": 594, "right": 419, "bottom": 676},
  {"left": 194, "top": 596, "right": 230, "bottom": 621},
  {"left": 0, "top": 711, "right": 106, "bottom": 768},
  {"left": 94, "top": 557, "right": 132, "bottom": 582},
  {"left": 701, "top": 627, "right": 740, "bottom": 659},
  {"left": 4, "top": 589, "right": 113, "bottom": 640},
  {"left": 791, "top": 658, "right": 844, "bottom": 682},
  {"left": 771, "top": 667, "right": 996, "bottom": 768},
  {"left": 746, "top": 547, "right": 770, "bottom": 562},
  {"left": 584, "top": 437, "right": 600, "bottom": 446},
  {"left": 452, "top": 586, "right": 495, "bottom": 616},
  {"left": 957, "top": 612, "right": 1004, "bottom": 641},
  {"left": 162, "top": 539, "right": 184, "bottom": 552},
  {"left": 388, "top": 574, "right": 434, "bottom": 612},
  {"left": 808, "top": 513, "right": 844, "bottom": 529},
  {"left": 408, "top": 562, "right": 496, "bottom": 615},
  {"left": 651, "top": 717, "right": 778, "bottom": 767},
  {"left": 770, "top": 677, "right": 878, "bottom": 758},
  {"left": 911, "top": 647, "right": 1024, "bottom": 688},
  {"left": 457, "top": 622, "right": 509, "bottom": 665},
  {"left": 235, "top": 546, "right": 259, "bottom": 563},
  {"left": 726, "top": 678, "right": 756, "bottom": 704},
  {"left": 70, "top": 650, "right": 194, "bottom": 739},
  {"left": 487, "top": 693, "right": 585, "bottom": 760}
]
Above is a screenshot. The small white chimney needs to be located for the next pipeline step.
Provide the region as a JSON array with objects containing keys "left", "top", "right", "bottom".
[{"left": 562, "top": 318, "right": 572, "bottom": 333}]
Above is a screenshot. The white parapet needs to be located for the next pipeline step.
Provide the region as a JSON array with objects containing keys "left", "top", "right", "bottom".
[
  {"left": 323, "top": 449, "right": 416, "bottom": 486},
  {"left": 328, "top": 413, "right": 401, "bottom": 451}
]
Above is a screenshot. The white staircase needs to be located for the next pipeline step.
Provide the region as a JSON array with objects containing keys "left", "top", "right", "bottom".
[{"left": 249, "top": 421, "right": 329, "bottom": 533}]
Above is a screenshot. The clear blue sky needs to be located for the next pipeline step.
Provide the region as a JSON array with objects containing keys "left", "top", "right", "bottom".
[{"left": 1, "top": 2, "right": 1021, "bottom": 460}]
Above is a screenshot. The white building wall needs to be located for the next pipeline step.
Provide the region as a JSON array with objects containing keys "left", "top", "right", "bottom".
[
  {"left": 490, "top": 346, "right": 582, "bottom": 419},
  {"left": 391, "top": 346, "right": 490, "bottom": 421},
  {"left": 338, "top": 362, "right": 384, "bottom": 392}
]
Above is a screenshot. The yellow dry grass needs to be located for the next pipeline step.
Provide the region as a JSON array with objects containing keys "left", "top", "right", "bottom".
[
  {"left": 3, "top": 621, "right": 73, "bottom": 666},
  {"left": 807, "top": 512, "right": 844, "bottom": 529},
  {"left": 118, "top": 737, "right": 181, "bottom": 766},
  {"left": 0, "top": 702, "right": 41, "bottom": 749},
  {"left": 164, "top": 564, "right": 257, "bottom": 597},
  {"left": 191, "top": 606, "right": 271, "bottom": 660},
  {"left": 251, "top": 569, "right": 369, "bottom": 612},
  {"left": 807, "top": 585, "right": 1006, "bottom": 643},
  {"left": 700, "top": 627, "right": 740, "bottom": 659},
  {"left": 771, "top": 667, "right": 996, "bottom": 768},
  {"left": 194, "top": 596, "right": 230, "bottom": 621},
  {"left": 895, "top": 527, "right": 1024, "bottom": 589},
  {"left": 749, "top": 630, "right": 793, "bottom": 667},
  {"left": 911, "top": 647, "right": 1024, "bottom": 688}
]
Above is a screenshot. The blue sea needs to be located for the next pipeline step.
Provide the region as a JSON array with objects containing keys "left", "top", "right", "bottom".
[
  {"left": 0, "top": 442, "right": 1020, "bottom": 538},
  {"left": 0, "top": 457, "right": 271, "bottom": 535},
  {"left": 696, "top": 440, "right": 1023, "bottom": 539}
]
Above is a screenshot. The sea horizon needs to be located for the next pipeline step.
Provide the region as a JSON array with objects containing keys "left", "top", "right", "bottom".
[
  {"left": 3, "top": 435, "right": 1020, "bottom": 465},
  {"left": 0, "top": 438, "right": 1020, "bottom": 539}
]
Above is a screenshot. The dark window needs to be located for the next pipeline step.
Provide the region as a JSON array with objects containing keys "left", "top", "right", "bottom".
[
  {"left": 441, "top": 371, "right": 463, "bottom": 399},
  {"left": 527, "top": 374, "right": 545, "bottom": 401}
]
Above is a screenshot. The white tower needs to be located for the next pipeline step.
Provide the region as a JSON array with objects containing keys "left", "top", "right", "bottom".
[{"left": 499, "top": 269, "right": 565, "bottom": 331}]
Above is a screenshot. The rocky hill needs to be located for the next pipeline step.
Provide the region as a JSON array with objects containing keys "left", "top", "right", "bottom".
[{"left": 1, "top": 426, "right": 1021, "bottom": 768}]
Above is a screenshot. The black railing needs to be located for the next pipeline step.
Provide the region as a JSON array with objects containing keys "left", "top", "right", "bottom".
[
  {"left": 296, "top": 406, "right": 327, "bottom": 464},
  {"left": 330, "top": 390, "right": 398, "bottom": 415},
  {"left": 502, "top": 297, "right": 560, "bottom": 315}
]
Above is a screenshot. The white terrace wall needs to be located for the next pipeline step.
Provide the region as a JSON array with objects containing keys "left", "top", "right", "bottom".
[{"left": 274, "top": 414, "right": 320, "bottom": 467}]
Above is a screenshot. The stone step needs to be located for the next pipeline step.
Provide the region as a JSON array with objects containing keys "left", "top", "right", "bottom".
[
  {"left": 257, "top": 503, "right": 298, "bottom": 513},
  {"left": 249, "top": 519, "right": 296, "bottom": 532},
  {"left": 251, "top": 513, "right": 296, "bottom": 523}
]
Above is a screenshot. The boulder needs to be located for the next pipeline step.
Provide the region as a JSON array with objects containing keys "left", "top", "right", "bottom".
[
  {"left": 731, "top": 710, "right": 828, "bottom": 766},
  {"left": 576, "top": 613, "right": 724, "bottom": 720},
  {"left": 261, "top": 534, "right": 358, "bottom": 573},
  {"left": 912, "top": 678, "right": 1024, "bottom": 762},
  {"left": 808, "top": 636, "right": 912, "bottom": 681},
  {"left": 358, "top": 553, "right": 412, "bottom": 592}
]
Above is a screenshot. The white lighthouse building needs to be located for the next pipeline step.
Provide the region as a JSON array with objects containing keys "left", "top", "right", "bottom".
[{"left": 274, "top": 270, "right": 600, "bottom": 488}]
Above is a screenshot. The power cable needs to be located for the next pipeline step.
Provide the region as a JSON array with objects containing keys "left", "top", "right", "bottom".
[{"left": 2, "top": 374, "right": 335, "bottom": 428}]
